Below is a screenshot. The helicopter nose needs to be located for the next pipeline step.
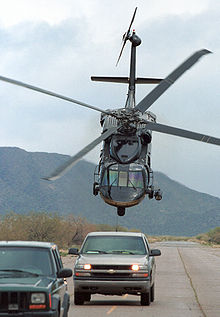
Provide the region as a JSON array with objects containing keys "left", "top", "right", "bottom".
[{"left": 108, "top": 186, "right": 144, "bottom": 203}]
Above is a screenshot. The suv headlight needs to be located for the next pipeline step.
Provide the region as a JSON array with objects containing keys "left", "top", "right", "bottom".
[
  {"left": 75, "top": 263, "right": 92, "bottom": 270},
  {"left": 31, "top": 293, "right": 46, "bottom": 304},
  {"left": 131, "top": 264, "right": 140, "bottom": 271},
  {"left": 75, "top": 263, "right": 92, "bottom": 277},
  {"left": 84, "top": 264, "right": 92, "bottom": 270},
  {"left": 131, "top": 264, "right": 148, "bottom": 277},
  {"left": 131, "top": 264, "right": 148, "bottom": 271}
]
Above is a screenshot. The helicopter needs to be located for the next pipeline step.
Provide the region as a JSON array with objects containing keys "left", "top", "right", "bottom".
[{"left": 0, "top": 8, "right": 219, "bottom": 217}]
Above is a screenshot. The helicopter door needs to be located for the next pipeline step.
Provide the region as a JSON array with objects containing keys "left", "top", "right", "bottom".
[{"left": 110, "top": 135, "right": 141, "bottom": 164}]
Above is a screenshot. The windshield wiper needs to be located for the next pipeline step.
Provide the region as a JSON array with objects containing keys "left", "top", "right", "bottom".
[
  {"left": 0, "top": 269, "right": 39, "bottom": 276},
  {"left": 111, "top": 250, "right": 135, "bottom": 255},
  {"left": 85, "top": 250, "right": 108, "bottom": 254}
]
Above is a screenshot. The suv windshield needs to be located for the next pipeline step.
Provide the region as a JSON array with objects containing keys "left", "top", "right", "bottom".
[
  {"left": 81, "top": 236, "right": 147, "bottom": 255},
  {"left": 0, "top": 247, "right": 54, "bottom": 276}
]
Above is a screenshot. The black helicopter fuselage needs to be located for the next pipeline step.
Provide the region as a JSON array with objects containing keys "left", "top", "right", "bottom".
[{"left": 93, "top": 109, "right": 162, "bottom": 211}]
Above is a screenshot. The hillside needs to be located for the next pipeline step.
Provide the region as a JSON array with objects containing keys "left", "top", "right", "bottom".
[{"left": 0, "top": 147, "right": 219, "bottom": 236}]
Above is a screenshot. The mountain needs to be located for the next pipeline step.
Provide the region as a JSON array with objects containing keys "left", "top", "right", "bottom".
[{"left": 0, "top": 147, "right": 219, "bottom": 236}]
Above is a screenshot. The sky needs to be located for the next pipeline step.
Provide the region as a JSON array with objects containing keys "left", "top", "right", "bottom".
[{"left": 0, "top": 0, "right": 219, "bottom": 197}]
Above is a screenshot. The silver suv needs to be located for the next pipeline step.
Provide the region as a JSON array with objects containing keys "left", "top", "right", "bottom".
[{"left": 69, "top": 231, "right": 161, "bottom": 306}]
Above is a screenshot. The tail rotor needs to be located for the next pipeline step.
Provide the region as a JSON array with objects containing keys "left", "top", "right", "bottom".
[{"left": 116, "top": 7, "right": 137, "bottom": 66}]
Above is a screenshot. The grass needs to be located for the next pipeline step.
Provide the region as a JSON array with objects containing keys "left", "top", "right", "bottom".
[{"left": 147, "top": 235, "right": 194, "bottom": 243}]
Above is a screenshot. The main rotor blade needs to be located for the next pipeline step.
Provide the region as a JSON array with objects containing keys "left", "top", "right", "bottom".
[
  {"left": 0, "top": 75, "right": 110, "bottom": 115},
  {"left": 145, "top": 121, "right": 220, "bottom": 146},
  {"left": 116, "top": 7, "right": 137, "bottom": 66},
  {"left": 135, "top": 49, "right": 212, "bottom": 114},
  {"left": 43, "top": 127, "right": 118, "bottom": 181}
]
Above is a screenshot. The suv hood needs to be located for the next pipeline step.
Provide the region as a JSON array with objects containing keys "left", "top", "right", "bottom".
[
  {"left": 0, "top": 276, "right": 54, "bottom": 290},
  {"left": 77, "top": 254, "right": 148, "bottom": 266}
]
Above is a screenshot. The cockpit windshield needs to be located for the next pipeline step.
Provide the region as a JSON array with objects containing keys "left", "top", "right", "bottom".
[
  {"left": 128, "top": 170, "right": 144, "bottom": 188},
  {"left": 101, "top": 164, "right": 144, "bottom": 189}
]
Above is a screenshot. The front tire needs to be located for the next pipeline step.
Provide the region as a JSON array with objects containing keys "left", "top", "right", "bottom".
[
  {"left": 150, "top": 283, "right": 155, "bottom": 302},
  {"left": 140, "top": 292, "right": 151, "bottom": 306},
  {"left": 84, "top": 293, "right": 91, "bottom": 302},
  {"left": 63, "top": 293, "right": 70, "bottom": 317},
  {"left": 74, "top": 291, "right": 85, "bottom": 305}
]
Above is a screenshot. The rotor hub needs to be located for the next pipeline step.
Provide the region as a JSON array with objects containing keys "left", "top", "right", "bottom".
[{"left": 129, "top": 32, "right": 141, "bottom": 47}]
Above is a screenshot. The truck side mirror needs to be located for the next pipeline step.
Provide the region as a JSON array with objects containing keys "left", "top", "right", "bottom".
[
  {"left": 149, "top": 249, "right": 161, "bottom": 257},
  {"left": 68, "top": 248, "right": 79, "bottom": 255},
  {"left": 57, "top": 268, "right": 73, "bottom": 278}
]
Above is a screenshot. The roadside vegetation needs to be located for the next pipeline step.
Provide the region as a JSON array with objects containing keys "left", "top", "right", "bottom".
[
  {"left": 196, "top": 227, "right": 220, "bottom": 246},
  {"left": 0, "top": 211, "right": 136, "bottom": 249},
  {"left": 0, "top": 211, "right": 219, "bottom": 249}
]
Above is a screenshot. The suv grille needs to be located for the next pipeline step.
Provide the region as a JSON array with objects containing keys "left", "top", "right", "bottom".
[
  {"left": 91, "top": 272, "right": 131, "bottom": 278},
  {"left": 0, "top": 292, "right": 29, "bottom": 312},
  {"left": 92, "top": 265, "right": 131, "bottom": 270},
  {"left": 89, "top": 265, "right": 133, "bottom": 279}
]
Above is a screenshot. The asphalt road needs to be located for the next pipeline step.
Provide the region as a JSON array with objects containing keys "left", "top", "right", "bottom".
[{"left": 63, "top": 241, "right": 220, "bottom": 317}]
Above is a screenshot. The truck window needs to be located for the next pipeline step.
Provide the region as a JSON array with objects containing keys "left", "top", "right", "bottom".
[
  {"left": 0, "top": 247, "right": 54, "bottom": 276},
  {"left": 52, "top": 249, "right": 63, "bottom": 272},
  {"left": 81, "top": 236, "right": 147, "bottom": 255}
]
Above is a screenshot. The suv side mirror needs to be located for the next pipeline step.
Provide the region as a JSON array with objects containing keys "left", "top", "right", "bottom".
[
  {"left": 149, "top": 249, "right": 161, "bottom": 257},
  {"left": 57, "top": 268, "right": 73, "bottom": 278},
  {"left": 68, "top": 248, "right": 79, "bottom": 255}
]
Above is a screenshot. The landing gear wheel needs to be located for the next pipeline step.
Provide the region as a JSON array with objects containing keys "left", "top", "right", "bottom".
[
  {"left": 117, "top": 207, "right": 125, "bottom": 216},
  {"left": 74, "top": 291, "right": 85, "bottom": 305},
  {"left": 148, "top": 191, "right": 154, "bottom": 199},
  {"left": 140, "top": 292, "right": 151, "bottom": 306},
  {"left": 93, "top": 182, "right": 99, "bottom": 196}
]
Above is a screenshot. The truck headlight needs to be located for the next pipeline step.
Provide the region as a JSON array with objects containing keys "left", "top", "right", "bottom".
[
  {"left": 84, "top": 264, "right": 92, "bottom": 270},
  {"left": 75, "top": 263, "right": 92, "bottom": 270},
  {"left": 75, "top": 263, "right": 92, "bottom": 276},
  {"left": 131, "top": 264, "right": 140, "bottom": 271},
  {"left": 131, "top": 264, "right": 149, "bottom": 277},
  {"left": 31, "top": 293, "right": 46, "bottom": 304}
]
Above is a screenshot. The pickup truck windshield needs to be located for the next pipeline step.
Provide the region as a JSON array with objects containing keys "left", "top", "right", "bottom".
[
  {"left": 0, "top": 247, "right": 54, "bottom": 276},
  {"left": 81, "top": 236, "right": 147, "bottom": 255}
]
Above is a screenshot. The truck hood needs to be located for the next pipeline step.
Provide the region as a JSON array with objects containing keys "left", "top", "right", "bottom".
[
  {"left": 0, "top": 276, "right": 54, "bottom": 290},
  {"left": 77, "top": 254, "right": 148, "bottom": 266}
]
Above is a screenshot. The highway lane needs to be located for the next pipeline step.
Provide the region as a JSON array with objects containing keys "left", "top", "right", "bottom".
[{"left": 63, "top": 241, "right": 220, "bottom": 317}]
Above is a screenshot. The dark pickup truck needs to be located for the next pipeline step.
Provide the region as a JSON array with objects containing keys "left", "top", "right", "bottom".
[{"left": 0, "top": 241, "right": 72, "bottom": 316}]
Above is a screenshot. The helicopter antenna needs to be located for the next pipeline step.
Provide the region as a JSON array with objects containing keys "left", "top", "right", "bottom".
[{"left": 116, "top": 7, "right": 137, "bottom": 66}]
